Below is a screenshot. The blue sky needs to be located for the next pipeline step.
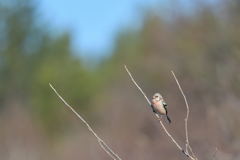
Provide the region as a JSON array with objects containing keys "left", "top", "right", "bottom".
[
  {"left": 39, "top": 0, "right": 166, "bottom": 58},
  {"left": 38, "top": 0, "right": 216, "bottom": 58}
]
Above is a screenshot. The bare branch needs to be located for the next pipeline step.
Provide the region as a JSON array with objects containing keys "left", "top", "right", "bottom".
[
  {"left": 211, "top": 148, "right": 218, "bottom": 160},
  {"left": 49, "top": 83, "right": 122, "bottom": 160},
  {"left": 124, "top": 65, "right": 151, "bottom": 105},
  {"left": 171, "top": 71, "right": 197, "bottom": 159},
  {"left": 124, "top": 65, "right": 196, "bottom": 160}
]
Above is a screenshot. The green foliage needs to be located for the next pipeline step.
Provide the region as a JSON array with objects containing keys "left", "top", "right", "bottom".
[
  {"left": 105, "top": 2, "right": 240, "bottom": 98},
  {"left": 1, "top": 0, "right": 240, "bottom": 137},
  {"left": 0, "top": 0, "right": 100, "bottom": 134}
]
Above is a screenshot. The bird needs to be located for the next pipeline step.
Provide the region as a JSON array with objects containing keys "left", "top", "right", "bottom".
[{"left": 151, "top": 93, "right": 171, "bottom": 123}]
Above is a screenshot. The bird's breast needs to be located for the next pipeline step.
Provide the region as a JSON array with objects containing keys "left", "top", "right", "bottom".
[{"left": 152, "top": 101, "right": 166, "bottom": 115}]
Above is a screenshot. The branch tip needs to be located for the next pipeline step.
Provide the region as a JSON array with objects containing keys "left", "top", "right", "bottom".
[{"left": 49, "top": 83, "right": 122, "bottom": 160}]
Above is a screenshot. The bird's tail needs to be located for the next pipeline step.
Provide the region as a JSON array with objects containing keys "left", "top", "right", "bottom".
[{"left": 166, "top": 115, "right": 171, "bottom": 123}]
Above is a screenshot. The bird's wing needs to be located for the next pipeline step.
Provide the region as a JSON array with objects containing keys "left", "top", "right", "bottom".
[
  {"left": 163, "top": 102, "right": 168, "bottom": 115},
  {"left": 163, "top": 101, "right": 167, "bottom": 107}
]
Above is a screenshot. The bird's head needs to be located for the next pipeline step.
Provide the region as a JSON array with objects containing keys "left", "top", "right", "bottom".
[{"left": 153, "top": 93, "right": 163, "bottom": 101}]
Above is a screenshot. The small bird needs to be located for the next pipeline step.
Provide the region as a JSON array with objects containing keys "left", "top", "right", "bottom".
[{"left": 151, "top": 93, "right": 171, "bottom": 123}]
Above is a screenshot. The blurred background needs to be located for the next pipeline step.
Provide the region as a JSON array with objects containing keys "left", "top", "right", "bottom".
[{"left": 0, "top": 0, "right": 240, "bottom": 159}]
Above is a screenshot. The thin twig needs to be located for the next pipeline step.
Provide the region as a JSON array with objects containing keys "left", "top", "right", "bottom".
[
  {"left": 124, "top": 65, "right": 196, "bottom": 160},
  {"left": 49, "top": 83, "right": 122, "bottom": 160},
  {"left": 124, "top": 65, "right": 151, "bottom": 105},
  {"left": 171, "top": 71, "right": 197, "bottom": 159},
  {"left": 211, "top": 148, "right": 218, "bottom": 160},
  {"left": 158, "top": 117, "right": 184, "bottom": 151}
]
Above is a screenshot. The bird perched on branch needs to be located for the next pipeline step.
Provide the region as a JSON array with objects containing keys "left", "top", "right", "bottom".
[{"left": 151, "top": 93, "right": 171, "bottom": 123}]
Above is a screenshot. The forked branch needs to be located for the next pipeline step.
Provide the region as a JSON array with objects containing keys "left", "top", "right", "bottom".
[
  {"left": 49, "top": 83, "right": 122, "bottom": 160},
  {"left": 171, "top": 71, "right": 197, "bottom": 159},
  {"left": 124, "top": 65, "right": 197, "bottom": 160}
]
